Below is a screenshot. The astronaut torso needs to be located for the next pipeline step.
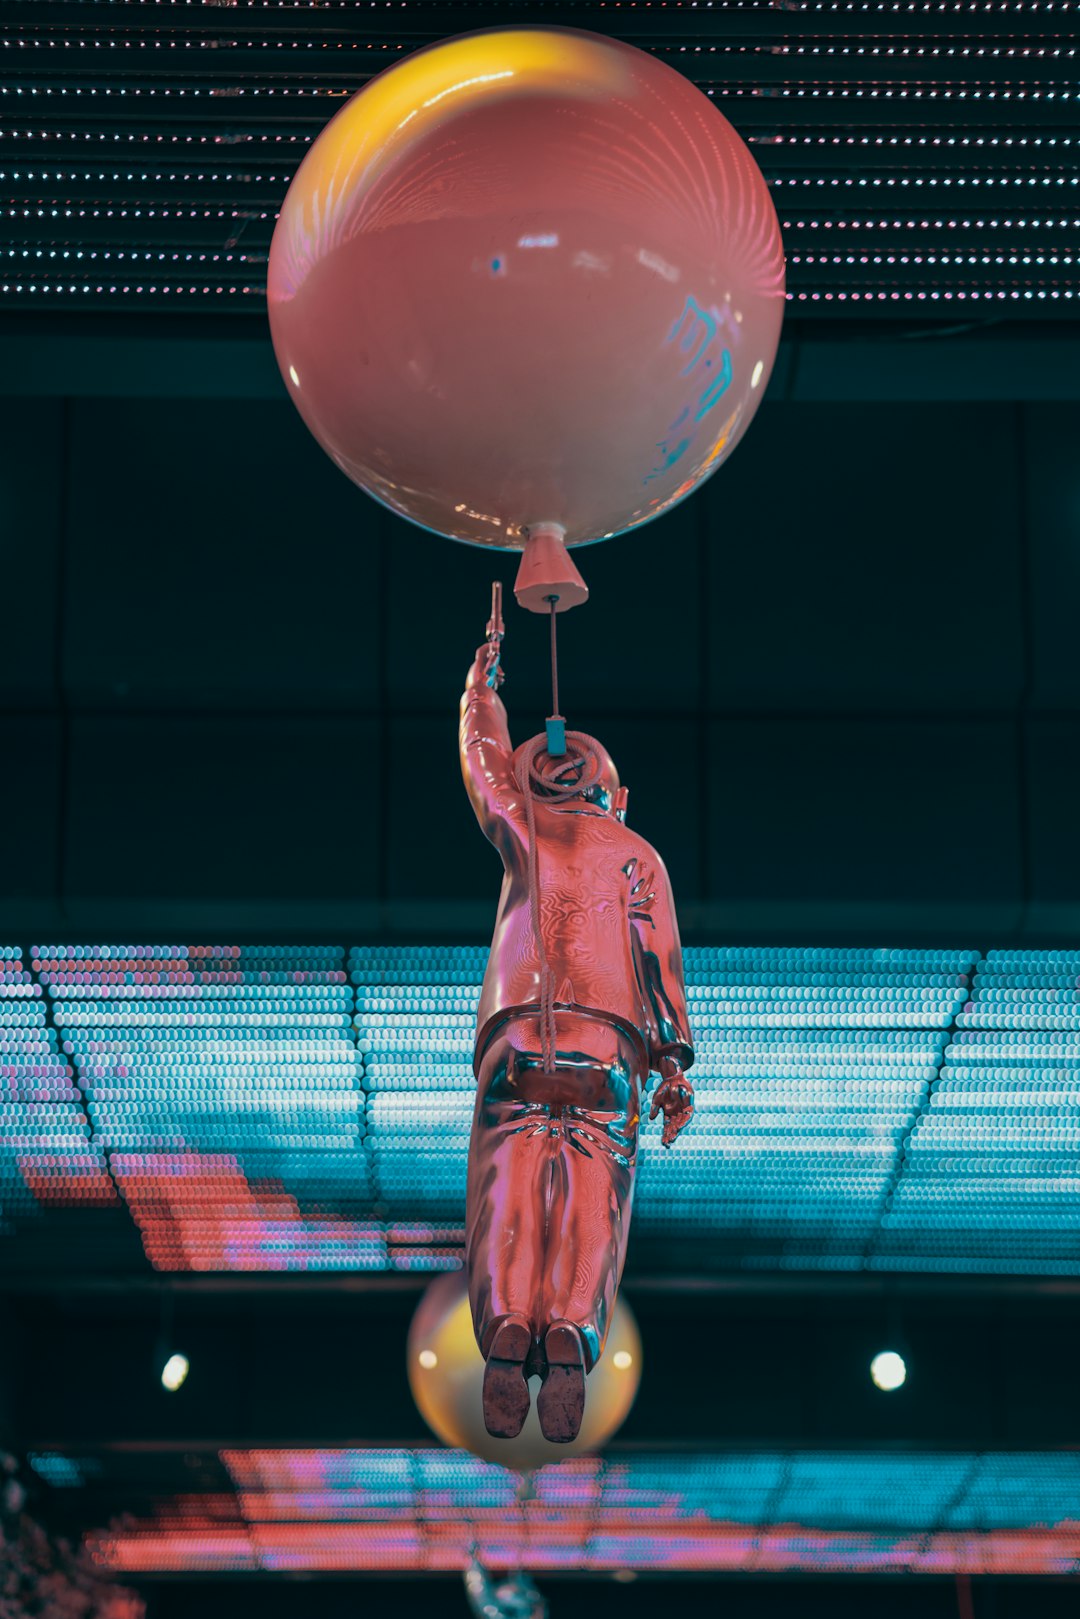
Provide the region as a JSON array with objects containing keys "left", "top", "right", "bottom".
[
  {"left": 476, "top": 795, "right": 664, "bottom": 1052},
  {"left": 459, "top": 660, "right": 693, "bottom": 1076}
]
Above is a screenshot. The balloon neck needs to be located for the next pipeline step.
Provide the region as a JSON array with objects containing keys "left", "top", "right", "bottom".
[{"left": 514, "top": 525, "right": 589, "bottom": 615}]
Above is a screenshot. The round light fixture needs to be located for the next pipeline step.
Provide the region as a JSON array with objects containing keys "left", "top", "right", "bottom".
[
  {"left": 870, "top": 1350, "right": 907, "bottom": 1392},
  {"left": 160, "top": 1352, "right": 190, "bottom": 1393}
]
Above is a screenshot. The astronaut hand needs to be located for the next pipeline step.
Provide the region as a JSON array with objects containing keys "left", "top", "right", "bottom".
[
  {"left": 649, "top": 1075, "right": 694, "bottom": 1148},
  {"left": 468, "top": 644, "right": 505, "bottom": 692},
  {"left": 484, "top": 640, "right": 505, "bottom": 690}
]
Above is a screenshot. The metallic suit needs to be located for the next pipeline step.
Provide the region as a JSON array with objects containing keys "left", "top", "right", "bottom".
[{"left": 460, "top": 643, "right": 694, "bottom": 1438}]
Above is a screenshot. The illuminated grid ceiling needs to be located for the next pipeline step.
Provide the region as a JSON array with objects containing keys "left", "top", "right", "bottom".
[
  {"left": 3, "top": 944, "right": 1079, "bottom": 1276},
  {"left": 5, "top": 0, "right": 1080, "bottom": 315},
  {"left": 63, "top": 1446, "right": 1080, "bottom": 1576}
]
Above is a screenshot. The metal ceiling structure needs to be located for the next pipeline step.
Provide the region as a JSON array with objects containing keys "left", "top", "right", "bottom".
[{"left": 3, "top": 0, "right": 1080, "bottom": 317}]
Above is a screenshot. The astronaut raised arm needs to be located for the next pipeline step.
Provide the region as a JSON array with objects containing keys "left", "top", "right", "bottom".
[{"left": 459, "top": 643, "right": 518, "bottom": 843}]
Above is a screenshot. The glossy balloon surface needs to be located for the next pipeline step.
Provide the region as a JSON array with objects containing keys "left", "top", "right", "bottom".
[
  {"left": 408, "top": 1271, "right": 642, "bottom": 1470},
  {"left": 268, "top": 27, "right": 784, "bottom": 549}
]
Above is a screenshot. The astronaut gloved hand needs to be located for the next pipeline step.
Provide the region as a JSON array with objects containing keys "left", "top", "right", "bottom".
[
  {"left": 468, "top": 642, "right": 505, "bottom": 692},
  {"left": 484, "top": 640, "right": 505, "bottom": 689},
  {"left": 649, "top": 1055, "right": 695, "bottom": 1148}
]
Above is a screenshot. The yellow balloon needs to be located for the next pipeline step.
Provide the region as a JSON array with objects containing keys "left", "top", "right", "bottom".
[{"left": 407, "top": 1271, "right": 642, "bottom": 1470}]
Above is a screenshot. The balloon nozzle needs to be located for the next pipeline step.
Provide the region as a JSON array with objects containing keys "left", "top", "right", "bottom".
[{"left": 514, "top": 524, "right": 589, "bottom": 615}]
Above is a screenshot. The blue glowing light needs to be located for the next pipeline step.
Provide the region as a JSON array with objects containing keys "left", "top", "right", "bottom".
[{"left": 1, "top": 944, "right": 1077, "bottom": 1276}]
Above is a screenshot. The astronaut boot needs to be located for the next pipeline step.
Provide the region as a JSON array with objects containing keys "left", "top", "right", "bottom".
[
  {"left": 482, "top": 1315, "right": 533, "bottom": 1439},
  {"left": 536, "top": 1321, "right": 587, "bottom": 1444}
]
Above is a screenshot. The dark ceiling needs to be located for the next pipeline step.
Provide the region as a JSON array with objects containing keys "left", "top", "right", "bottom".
[{"left": 6, "top": 388, "right": 1080, "bottom": 941}]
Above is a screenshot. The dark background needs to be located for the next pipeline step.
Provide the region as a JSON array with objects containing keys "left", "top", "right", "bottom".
[{"left": 4, "top": 382, "right": 1080, "bottom": 943}]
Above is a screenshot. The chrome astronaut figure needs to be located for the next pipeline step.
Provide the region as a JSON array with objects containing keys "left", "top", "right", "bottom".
[{"left": 460, "top": 623, "right": 695, "bottom": 1444}]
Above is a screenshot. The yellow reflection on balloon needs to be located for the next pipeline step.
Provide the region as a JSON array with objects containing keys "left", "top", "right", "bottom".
[{"left": 407, "top": 1271, "right": 642, "bottom": 1470}]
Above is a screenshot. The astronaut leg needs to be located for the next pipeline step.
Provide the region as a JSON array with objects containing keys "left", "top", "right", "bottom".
[
  {"left": 466, "top": 1022, "right": 557, "bottom": 1436},
  {"left": 539, "top": 1024, "right": 642, "bottom": 1366},
  {"left": 535, "top": 1021, "right": 644, "bottom": 1443},
  {"left": 466, "top": 1014, "right": 644, "bottom": 1442}
]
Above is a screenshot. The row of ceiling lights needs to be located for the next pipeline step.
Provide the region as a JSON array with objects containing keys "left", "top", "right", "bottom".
[
  {"left": 6, "top": 38, "right": 1079, "bottom": 54},
  {"left": 152, "top": 1348, "right": 908, "bottom": 1395},
  {"left": 3, "top": 282, "right": 1072, "bottom": 297},
  {"left": 7, "top": 133, "right": 1080, "bottom": 148},
  {"left": 11, "top": 0, "right": 1080, "bottom": 13},
  {"left": 3, "top": 84, "right": 1079, "bottom": 96},
  {"left": 12, "top": 206, "right": 1080, "bottom": 229}
]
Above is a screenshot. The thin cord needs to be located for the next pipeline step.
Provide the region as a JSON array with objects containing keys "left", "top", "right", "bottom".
[
  {"left": 514, "top": 595, "right": 608, "bottom": 1075},
  {"left": 548, "top": 597, "right": 561, "bottom": 718},
  {"left": 514, "top": 731, "right": 607, "bottom": 1075},
  {"left": 517, "top": 738, "right": 557, "bottom": 1073}
]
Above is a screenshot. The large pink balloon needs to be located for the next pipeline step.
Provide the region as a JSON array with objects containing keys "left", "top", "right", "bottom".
[{"left": 269, "top": 27, "right": 784, "bottom": 549}]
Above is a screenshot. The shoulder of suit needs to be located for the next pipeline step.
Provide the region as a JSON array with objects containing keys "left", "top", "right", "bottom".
[{"left": 619, "top": 821, "right": 668, "bottom": 868}]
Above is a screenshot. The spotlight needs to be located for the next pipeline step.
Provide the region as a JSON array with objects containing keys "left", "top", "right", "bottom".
[
  {"left": 160, "top": 1352, "right": 190, "bottom": 1393},
  {"left": 870, "top": 1350, "right": 907, "bottom": 1392}
]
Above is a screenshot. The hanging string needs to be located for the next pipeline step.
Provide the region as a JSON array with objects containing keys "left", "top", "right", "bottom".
[
  {"left": 549, "top": 597, "right": 560, "bottom": 722},
  {"left": 514, "top": 721, "right": 607, "bottom": 1076},
  {"left": 510, "top": 593, "right": 609, "bottom": 1073}
]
